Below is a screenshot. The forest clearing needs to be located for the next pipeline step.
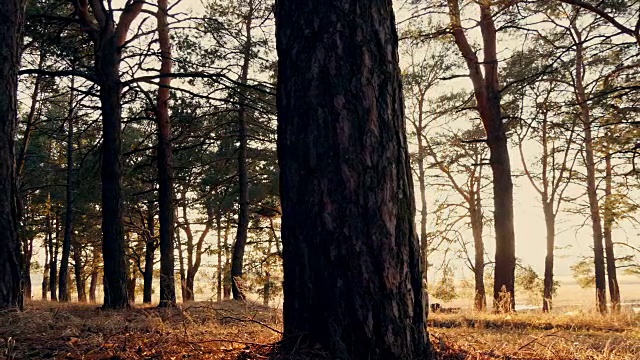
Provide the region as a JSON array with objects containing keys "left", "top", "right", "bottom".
[{"left": 1, "top": 301, "right": 639, "bottom": 359}]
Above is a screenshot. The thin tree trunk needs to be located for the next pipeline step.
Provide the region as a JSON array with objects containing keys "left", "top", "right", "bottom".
[
  {"left": 542, "top": 203, "right": 555, "bottom": 312},
  {"left": 156, "top": 0, "right": 176, "bottom": 308},
  {"left": 42, "top": 234, "right": 49, "bottom": 300},
  {"left": 275, "top": 1, "right": 430, "bottom": 357},
  {"left": 0, "top": 0, "right": 25, "bottom": 310},
  {"left": 603, "top": 149, "right": 620, "bottom": 313},
  {"left": 223, "top": 215, "right": 231, "bottom": 300},
  {"left": 216, "top": 210, "right": 222, "bottom": 302},
  {"left": 231, "top": 2, "right": 253, "bottom": 301},
  {"left": 73, "top": 244, "right": 86, "bottom": 302},
  {"left": 143, "top": 202, "right": 155, "bottom": 304},
  {"left": 89, "top": 245, "right": 99, "bottom": 303},
  {"left": 573, "top": 22, "right": 607, "bottom": 315},
  {"left": 470, "top": 206, "right": 486, "bottom": 311},
  {"left": 59, "top": 78, "right": 75, "bottom": 302},
  {"left": 49, "top": 202, "right": 58, "bottom": 301},
  {"left": 175, "top": 223, "right": 187, "bottom": 302}
]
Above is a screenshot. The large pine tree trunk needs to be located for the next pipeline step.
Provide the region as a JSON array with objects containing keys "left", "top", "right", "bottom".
[
  {"left": 98, "top": 36, "right": 129, "bottom": 309},
  {"left": 0, "top": 0, "right": 25, "bottom": 310},
  {"left": 231, "top": 3, "right": 253, "bottom": 301},
  {"left": 156, "top": 0, "right": 177, "bottom": 308},
  {"left": 59, "top": 82, "right": 75, "bottom": 302},
  {"left": 275, "top": 1, "right": 431, "bottom": 358},
  {"left": 603, "top": 151, "right": 620, "bottom": 313}
]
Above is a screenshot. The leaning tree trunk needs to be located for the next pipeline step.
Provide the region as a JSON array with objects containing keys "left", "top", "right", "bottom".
[
  {"left": 98, "top": 35, "right": 129, "bottom": 309},
  {"left": 231, "top": 4, "right": 253, "bottom": 301},
  {"left": 59, "top": 80, "right": 75, "bottom": 302},
  {"left": 275, "top": 1, "right": 431, "bottom": 358},
  {"left": 603, "top": 151, "right": 620, "bottom": 313},
  {"left": 0, "top": 0, "right": 25, "bottom": 310}
]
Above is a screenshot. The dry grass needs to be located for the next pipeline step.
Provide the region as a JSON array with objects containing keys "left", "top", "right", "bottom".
[
  {"left": 0, "top": 300, "right": 282, "bottom": 359},
  {"left": 430, "top": 310, "right": 640, "bottom": 359},
  {"left": 1, "top": 302, "right": 639, "bottom": 359}
]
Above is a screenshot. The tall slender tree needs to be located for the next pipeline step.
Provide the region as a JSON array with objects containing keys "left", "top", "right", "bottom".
[{"left": 275, "top": 0, "right": 431, "bottom": 358}]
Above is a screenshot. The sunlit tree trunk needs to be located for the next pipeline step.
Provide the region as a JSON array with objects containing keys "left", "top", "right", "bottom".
[
  {"left": 143, "top": 202, "right": 155, "bottom": 304},
  {"left": 603, "top": 147, "right": 620, "bottom": 313}
]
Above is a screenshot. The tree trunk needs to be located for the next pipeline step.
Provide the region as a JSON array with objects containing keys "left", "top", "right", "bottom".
[
  {"left": 573, "top": 24, "right": 607, "bottom": 314},
  {"left": 73, "top": 244, "right": 86, "bottom": 302},
  {"left": 59, "top": 80, "right": 75, "bottom": 302},
  {"left": 89, "top": 245, "right": 99, "bottom": 303},
  {"left": 540, "top": 202, "right": 555, "bottom": 312},
  {"left": 448, "top": 0, "right": 515, "bottom": 311},
  {"left": 603, "top": 150, "right": 620, "bottom": 313},
  {"left": 275, "top": 1, "right": 431, "bottom": 358},
  {"left": 470, "top": 206, "right": 486, "bottom": 311},
  {"left": 42, "top": 236, "right": 49, "bottom": 300},
  {"left": 128, "top": 258, "right": 136, "bottom": 304},
  {"left": 175, "top": 224, "right": 187, "bottom": 301},
  {"left": 49, "top": 205, "right": 58, "bottom": 301},
  {"left": 143, "top": 202, "right": 155, "bottom": 304},
  {"left": 231, "top": 3, "right": 253, "bottom": 301},
  {"left": 156, "top": 0, "right": 176, "bottom": 308},
  {"left": 223, "top": 216, "right": 231, "bottom": 300},
  {"left": 0, "top": 0, "right": 25, "bottom": 310},
  {"left": 216, "top": 210, "right": 222, "bottom": 302},
  {"left": 97, "top": 35, "right": 129, "bottom": 309}
]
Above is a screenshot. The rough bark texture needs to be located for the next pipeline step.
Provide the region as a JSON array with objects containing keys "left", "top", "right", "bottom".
[
  {"left": 542, "top": 203, "right": 555, "bottom": 312},
  {"left": 156, "top": 0, "right": 176, "bottom": 308},
  {"left": 59, "top": 82, "right": 75, "bottom": 302},
  {"left": 231, "top": 2, "right": 253, "bottom": 301},
  {"left": 572, "top": 23, "right": 607, "bottom": 314},
  {"left": 447, "top": 0, "right": 515, "bottom": 311},
  {"left": 0, "top": 0, "right": 25, "bottom": 309},
  {"left": 275, "top": 1, "right": 431, "bottom": 358},
  {"left": 48, "top": 208, "right": 58, "bottom": 301}
]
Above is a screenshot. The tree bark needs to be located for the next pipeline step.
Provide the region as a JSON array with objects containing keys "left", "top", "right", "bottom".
[
  {"left": 470, "top": 204, "right": 486, "bottom": 311},
  {"left": 275, "top": 1, "right": 431, "bottom": 358},
  {"left": 603, "top": 149, "right": 620, "bottom": 313},
  {"left": 231, "top": 1, "right": 253, "bottom": 301},
  {"left": 223, "top": 217, "right": 231, "bottom": 300},
  {"left": 59, "top": 79, "right": 75, "bottom": 302},
  {"left": 155, "top": 0, "right": 177, "bottom": 308},
  {"left": 0, "top": 0, "right": 25, "bottom": 310},
  {"left": 572, "top": 22, "right": 607, "bottom": 315},
  {"left": 143, "top": 202, "right": 155, "bottom": 304}
]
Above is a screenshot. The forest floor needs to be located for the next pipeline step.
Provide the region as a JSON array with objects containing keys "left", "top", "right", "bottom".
[{"left": 1, "top": 301, "right": 639, "bottom": 359}]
